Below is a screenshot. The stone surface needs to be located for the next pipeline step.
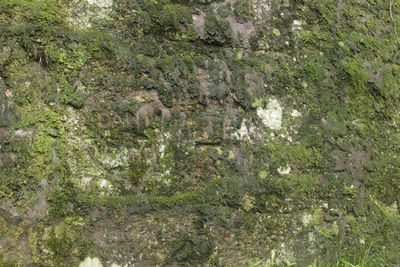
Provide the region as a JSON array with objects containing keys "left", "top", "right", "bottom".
[{"left": 1, "top": 0, "right": 400, "bottom": 266}]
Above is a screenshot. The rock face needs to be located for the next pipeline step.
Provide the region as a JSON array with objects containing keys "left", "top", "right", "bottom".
[{"left": 0, "top": 0, "right": 400, "bottom": 266}]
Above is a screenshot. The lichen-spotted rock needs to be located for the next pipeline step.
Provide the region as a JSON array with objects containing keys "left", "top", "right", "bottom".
[{"left": 1, "top": 0, "right": 400, "bottom": 266}]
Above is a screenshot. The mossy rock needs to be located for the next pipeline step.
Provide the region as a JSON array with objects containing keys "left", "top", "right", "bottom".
[{"left": 202, "top": 14, "right": 232, "bottom": 45}]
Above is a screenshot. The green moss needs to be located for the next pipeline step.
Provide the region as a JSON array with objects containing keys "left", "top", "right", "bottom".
[
  {"left": 18, "top": 107, "right": 65, "bottom": 176},
  {"left": 0, "top": 253, "right": 16, "bottom": 267},
  {"left": 318, "top": 222, "right": 339, "bottom": 239},
  {"left": 47, "top": 177, "right": 78, "bottom": 218},
  {"left": 233, "top": 0, "right": 254, "bottom": 23},
  {"left": 380, "top": 64, "right": 400, "bottom": 100},
  {"left": 303, "top": 56, "right": 327, "bottom": 83},
  {"left": 166, "top": 234, "right": 215, "bottom": 264},
  {"left": 341, "top": 58, "right": 369, "bottom": 94},
  {"left": 202, "top": 14, "right": 232, "bottom": 45},
  {"left": 66, "top": 90, "right": 87, "bottom": 109},
  {"left": 216, "top": 3, "right": 230, "bottom": 18},
  {"left": 264, "top": 141, "right": 324, "bottom": 172},
  {"left": 58, "top": 45, "right": 90, "bottom": 70},
  {"left": 45, "top": 221, "right": 87, "bottom": 266},
  {"left": 272, "top": 28, "right": 281, "bottom": 37},
  {"left": 0, "top": 0, "right": 65, "bottom": 25},
  {"left": 366, "top": 151, "right": 400, "bottom": 205},
  {"left": 127, "top": 158, "right": 148, "bottom": 185},
  {"left": 141, "top": 2, "right": 195, "bottom": 40}
]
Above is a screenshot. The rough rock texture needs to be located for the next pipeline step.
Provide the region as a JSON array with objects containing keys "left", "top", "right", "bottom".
[{"left": 0, "top": 0, "right": 400, "bottom": 266}]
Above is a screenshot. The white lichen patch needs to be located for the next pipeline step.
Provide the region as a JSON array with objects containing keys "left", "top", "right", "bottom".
[
  {"left": 14, "top": 129, "right": 32, "bottom": 137},
  {"left": 301, "top": 213, "right": 312, "bottom": 226},
  {"left": 159, "top": 144, "right": 166, "bottom": 157},
  {"left": 158, "top": 132, "right": 173, "bottom": 158},
  {"left": 80, "top": 177, "right": 92, "bottom": 187},
  {"left": 99, "top": 147, "right": 130, "bottom": 170},
  {"left": 98, "top": 179, "right": 112, "bottom": 190},
  {"left": 279, "top": 132, "right": 293, "bottom": 142},
  {"left": 87, "top": 0, "right": 112, "bottom": 8},
  {"left": 233, "top": 120, "right": 250, "bottom": 140},
  {"left": 67, "top": 0, "right": 113, "bottom": 29},
  {"left": 232, "top": 119, "right": 258, "bottom": 140},
  {"left": 79, "top": 257, "right": 103, "bottom": 267},
  {"left": 79, "top": 257, "right": 120, "bottom": 267},
  {"left": 292, "top": 20, "right": 303, "bottom": 31},
  {"left": 277, "top": 165, "right": 291, "bottom": 175},
  {"left": 291, "top": 109, "right": 301, "bottom": 117},
  {"left": 163, "top": 132, "right": 172, "bottom": 139},
  {"left": 256, "top": 98, "right": 283, "bottom": 130}
]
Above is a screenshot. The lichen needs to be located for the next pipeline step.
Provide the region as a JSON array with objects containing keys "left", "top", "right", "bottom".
[{"left": 255, "top": 98, "right": 283, "bottom": 131}]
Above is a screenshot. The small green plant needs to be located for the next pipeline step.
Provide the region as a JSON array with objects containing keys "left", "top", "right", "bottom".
[
  {"left": 341, "top": 58, "right": 369, "bottom": 93},
  {"left": 58, "top": 46, "right": 90, "bottom": 69},
  {"left": 202, "top": 14, "right": 232, "bottom": 45}
]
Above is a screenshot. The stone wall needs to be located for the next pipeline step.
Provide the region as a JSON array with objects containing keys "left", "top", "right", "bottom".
[{"left": 0, "top": 0, "right": 400, "bottom": 266}]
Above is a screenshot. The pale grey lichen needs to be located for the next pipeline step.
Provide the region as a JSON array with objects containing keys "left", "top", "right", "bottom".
[
  {"left": 277, "top": 165, "right": 291, "bottom": 175},
  {"left": 79, "top": 257, "right": 103, "bottom": 267},
  {"left": 67, "top": 0, "right": 113, "bottom": 29},
  {"left": 79, "top": 257, "right": 121, "bottom": 267},
  {"left": 256, "top": 98, "right": 283, "bottom": 130}
]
